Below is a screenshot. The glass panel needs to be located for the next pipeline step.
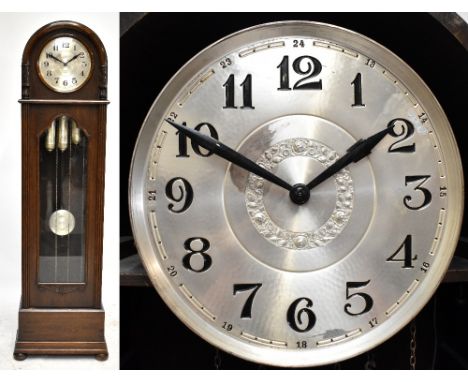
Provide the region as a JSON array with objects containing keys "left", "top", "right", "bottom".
[{"left": 38, "top": 116, "right": 87, "bottom": 283}]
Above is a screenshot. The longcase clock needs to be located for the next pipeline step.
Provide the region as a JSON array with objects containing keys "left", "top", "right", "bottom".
[{"left": 14, "top": 21, "right": 109, "bottom": 361}]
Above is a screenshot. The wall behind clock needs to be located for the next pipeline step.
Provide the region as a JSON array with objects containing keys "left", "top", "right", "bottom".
[{"left": 0, "top": 12, "right": 120, "bottom": 370}]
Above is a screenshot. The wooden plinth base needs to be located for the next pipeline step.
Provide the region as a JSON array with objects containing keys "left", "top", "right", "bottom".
[{"left": 14, "top": 308, "right": 108, "bottom": 360}]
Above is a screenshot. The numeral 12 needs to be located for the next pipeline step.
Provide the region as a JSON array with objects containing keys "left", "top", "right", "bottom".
[{"left": 277, "top": 55, "right": 323, "bottom": 90}]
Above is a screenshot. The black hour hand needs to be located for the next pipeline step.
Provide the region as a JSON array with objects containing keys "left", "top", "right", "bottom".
[
  {"left": 306, "top": 125, "right": 392, "bottom": 191},
  {"left": 64, "top": 53, "right": 82, "bottom": 65},
  {"left": 46, "top": 52, "right": 65, "bottom": 65}
]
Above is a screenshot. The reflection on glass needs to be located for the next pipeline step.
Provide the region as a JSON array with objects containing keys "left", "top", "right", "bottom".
[{"left": 39, "top": 116, "right": 87, "bottom": 283}]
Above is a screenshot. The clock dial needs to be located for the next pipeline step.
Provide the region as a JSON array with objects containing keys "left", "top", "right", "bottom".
[
  {"left": 37, "top": 36, "right": 92, "bottom": 93},
  {"left": 129, "top": 22, "right": 463, "bottom": 367}
]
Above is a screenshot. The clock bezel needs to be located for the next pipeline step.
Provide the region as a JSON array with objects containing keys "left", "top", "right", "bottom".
[
  {"left": 129, "top": 20, "right": 464, "bottom": 367},
  {"left": 36, "top": 34, "right": 94, "bottom": 94}
]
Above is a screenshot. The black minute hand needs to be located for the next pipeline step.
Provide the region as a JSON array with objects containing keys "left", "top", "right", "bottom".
[
  {"left": 306, "top": 125, "right": 392, "bottom": 191},
  {"left": 166, "top": 120, "right": 293, "bottom": 191}
]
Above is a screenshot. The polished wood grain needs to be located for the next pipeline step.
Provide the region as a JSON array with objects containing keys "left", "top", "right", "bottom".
[
  {"left": 15, "top": 21, "right": 108, "bottom": 360},
  {"left": 14, "top": 309, "right": 107, "bottom": 360}
]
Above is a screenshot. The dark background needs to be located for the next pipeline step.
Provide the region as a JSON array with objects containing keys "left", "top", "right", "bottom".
[{"left": 120, "top": 13, "right": 468, "bottom": 369}]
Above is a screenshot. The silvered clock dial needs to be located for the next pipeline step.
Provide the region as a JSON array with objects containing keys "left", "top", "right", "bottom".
[
  {"left": 129, "top": 21, "right": 463, "bottom": 367},
  {"left": 37, "top": 36, "right": 92, "bottom": 93}
]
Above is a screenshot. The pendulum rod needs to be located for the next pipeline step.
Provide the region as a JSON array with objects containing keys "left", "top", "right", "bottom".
[
  {"left": 58, "top": 115, "right": 68, "bottom": 282},
  {"left": 67, "top": 117, "right": 72, "bottom": 282},
  {"left": 77, "top": 120, "right": 85, "bottom": 282},
  {"left": 54, "top": 118, "right": 59, "bottom": 282}
]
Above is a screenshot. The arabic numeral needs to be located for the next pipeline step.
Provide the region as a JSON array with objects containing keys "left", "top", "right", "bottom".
[
  {"left": 388, "top": 119, "right": 415, "bottom": 153},
  {"left": 296, "top": 341, "right": 307, "bottom": 348},
  {"left": 219, "top": 57, "right": 232, "bottom": 68},
  {"left": 293, "top": 39, "right": 305, "bottom": 47},
  {"left": 182, "top": 237, "right": 212, "bottom": 273},
  {"left": 222, "top": 322, "right": 233, "bottom": 331},
  {"left": 287, "top": 297, "right": 316, "bottom": 332},
  {"left": 369, "top": 317, "right": 378, "bottom": 328},
  {"left": 277, "top": 55, "right": 323, "bottom": 91},
  {"left": 165, "top": 177, "right": 193, "bottom": 213},
  {"left": 344, "top": 280, "right": 373, "bottom": 316},
  {"left": 166, "top": 112, "right": 178, "bottom": 122},
  {"left": 233, "top": 283, "right": 262, "bottom": 319},
  {"left": 176, "top": 122, "right": 218, "bottom": 157},
  {"left": 351, "top": 73, "right": 365, "bottom": 107},
  {"left": 404, "top": 175, "right": 432, "bottom": 210},
  {"left": 421, "top": 262, "right": 430, "bottom": 273},
  {"left": 166, "top": 265, "right": 177, "bottom": 277},
  {"left": 386, "top": 235, "right": 417, "bottom": 268},
  {"left": 147, "top": 190, "right": 156, "bottom": 201},
  {"left": 223, "top": 74, "right": 254, "bottom": 109}
]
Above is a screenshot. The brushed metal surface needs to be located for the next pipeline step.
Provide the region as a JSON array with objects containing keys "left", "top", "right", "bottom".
[
  {"left": 129, "top": 21, "right": 463, "bottom": 367},
  {"left": 37, "top": 36, "right": 92, "bottom": 93},
  {"left": 49, "top": 209, "right": 75, "bottom": 236}
]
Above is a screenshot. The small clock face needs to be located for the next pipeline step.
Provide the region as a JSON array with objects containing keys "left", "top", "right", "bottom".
[
  {"left": 37, "top": 36, "right": 92, "bottom": 93},
  {"left": 130, "top": 22, "right": 463, "bottom": 367}
]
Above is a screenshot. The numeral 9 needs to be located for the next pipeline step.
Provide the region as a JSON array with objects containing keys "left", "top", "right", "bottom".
[{"left": 165, "top": 177, "right": 193, "bottom": 213}]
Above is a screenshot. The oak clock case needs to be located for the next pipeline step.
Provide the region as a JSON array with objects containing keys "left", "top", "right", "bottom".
[
  {"left": 129, "top": 21, "right": 463, "bottom": 367},
  {"left": 14, "top": 21, "right": 109, "bottom": 361}
]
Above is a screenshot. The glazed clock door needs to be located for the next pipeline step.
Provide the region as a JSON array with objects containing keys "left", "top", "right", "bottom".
[
  {"left": 39, "top": 115, "right": 86, "bottom": 285},
  {"left": 24, "top": 106, "right": 102, "bottom": 309}
]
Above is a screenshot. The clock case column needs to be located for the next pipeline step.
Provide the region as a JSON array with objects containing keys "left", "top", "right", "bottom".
[{"left": 14, "top": 21, "right": 109, "bottom": 360}]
